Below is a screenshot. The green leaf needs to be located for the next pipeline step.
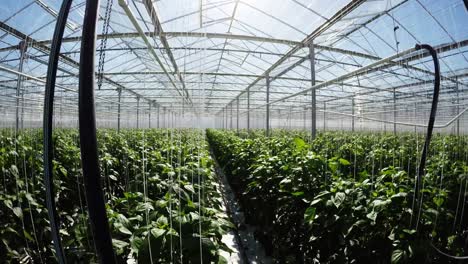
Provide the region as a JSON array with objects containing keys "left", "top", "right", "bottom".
[
  {"left": 391, "top": 192, "right": 407, "bottom": 199},
  {"left": 372, "top": 199, "right": 391, "bottom": 210},
  {"left": 118, "top": 226, "right": 132, "bottom": 235},
  {"left": 184, "top": 184, "right": 195, "bottom": 194},
  {"left": 402, "top": 229, "right": 416, "bottom": 235},
  {"left": 333, "top": 192, "right": 346, "bottom": 208},
  {"left": 109, "top": 175, "right": 118, "bottom": 181},
  {"left": 156, "top": 215, "right": 168, "bottom": 226},
  {"left": 12, "top": 207, "right": 23, "bottom": 219},
  {"left": 433, "top": 196, "right": 444, "bottom": 207},
  {"left": 10, "top": 165, "right": 19, "bottom": 178},
  {"left": 189, "top": 211, "right": 200, "bottom": 221},
  {"left": 130, "top": 236, "right": 143, "bottom": 253},
  {"left": 59, "top": 167, "right": 68, "bottom": 177},
  {"left": 293, "top": 137, "right": 306, "bottom": 151},
  {"left": 304, "top": 207, "right": 316, "bottom": 225},
  {"left": 112, "top": 239, "right": 129, "bottom": 249},
  {"left": 339, "top": 158, "right": 351, "bottom": 166},
  {"left": 217, "top": 255, "right": 228, "bottom": 264},
  {"left": 6, "top": 227, "right": 19, "bottom": 236},
  {"left": 291, "top": 191, "right": 304, "bottom": 197},
  {"left": 3, "top": 199, "right": 13, "bottom": 209},
  {"left": 23, "top": 230, "right": 34, "bottom": 242},
  {"left": 366, "top": 211, "right": 378, "bottom": 222},
  {"left": 310, "top": 198, "right": 322, "bottom": 206},
  {"left": 151, "top": 228, "right": 166, "bottom": 239},
  {"left": 391, "top": 249, "right": 406, "bottom": 263}
]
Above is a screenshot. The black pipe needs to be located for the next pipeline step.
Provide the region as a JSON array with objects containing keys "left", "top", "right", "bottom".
[
  {"left": 43, "top": 0, "right": 73, "bottom": 263},
  {"left": 78, "top": 0, "right": 116, "bottom": 263},
  {"left": 417, "top": 42, "right": 468, "bottom": 261},
  {"left": 415, "top": 44, "right": 440, "bottom": 195}
]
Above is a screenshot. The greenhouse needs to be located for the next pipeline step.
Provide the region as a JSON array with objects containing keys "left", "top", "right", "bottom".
[{"left": 0, "top": 0, "right": 467, "bottom": 263}]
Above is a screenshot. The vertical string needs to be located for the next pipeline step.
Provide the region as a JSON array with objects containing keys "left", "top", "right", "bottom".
[{"left": 142, "top": 128, "right": 154, "bottom": 263}]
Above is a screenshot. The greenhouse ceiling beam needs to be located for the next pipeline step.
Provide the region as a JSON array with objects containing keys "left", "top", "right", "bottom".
[
  {"left": 0, "top": 64, "right": 141, "bottom": 109},
  {"left": 0, "top": 33, "right": 377, "bottom": 62},
  {"left": 300, "top": 87, "right": 468, "bottom": 111},
  {"left": 0, "top": 21, "right": 163, "bottom": 110},
  {"left": 0, "top": 32, "right": 420, "bottom": 74},
  {"left": 51, "top": 71, "right": 315, "bottom": 82},
  {"left": 0, "top": 21, "right": 81, "bottom": 69},
  {"left": 0, "top": 32, "right": 463, "bottom": 86},
  {"left": 247, "top": 46, "right": 420, "bottom": 113},
  {"left": 91, "top": 92, "right": 343, "bottom": 102},
  {"left": 47, "top": 71, "right": 391, "bottom": 94},
  {"left": 3, "top": 31, "right": 454, "bottom": 87},
  {"left": 95, "top": 88, "right": 299, "bottom": 95},
  {"left": 219, "top": 0, "right": 368, "bottom": 113},
  {"left": 34, "top": 0, "right": 79, "bottom": 31},
  {"left": 345, "top": 76, "right": 468, "bottom": 106},
  {"left": 328, "top": 0, "right": 409, "bottom": 49},
  {"left": 25, "top": 53, "right": 76, "bottom": 76},
  {"left": 286, "top": 39, "right": 468, "bottom": 105},
  {"left": 271, "top": 42, "right": 465, "bottom": 89},
  {"left": 142, "top": 0, "right": 190, "bottom": 103},
  {"left": 207, "top": 0, "right": 241, "bottom": 106},
  {"left": 118, "top": 0, "right": 192, "bottom": 106},
  {"left": 0, "top": 31, "right": 297, "bottom": 54},
  {"left": 321, "top": 42, "right": 468, "bottom": 103}
]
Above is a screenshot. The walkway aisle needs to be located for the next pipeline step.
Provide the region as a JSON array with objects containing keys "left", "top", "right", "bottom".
[{"left": 211, "top": 150, "right": 272, "bottom": 264}]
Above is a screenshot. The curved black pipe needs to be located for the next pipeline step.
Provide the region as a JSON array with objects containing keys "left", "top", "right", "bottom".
[
  {"left": 416, "top": 42, "right": 468, "bottom": 261},
  {"left": 414, "top": 44, "right": 440, "bottom": 194},
  {"left": 43, "top": 0, "right": 73, "bottom": 263},
  {"left": 78, "top": 0, "right": 116, "bottom": 263}
]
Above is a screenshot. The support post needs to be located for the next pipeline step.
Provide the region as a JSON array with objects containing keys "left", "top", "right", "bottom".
[
  {"left": 236, "top": 98, "right": 239, "bottom": 133},
  {"left": 16, "top": 40, "right": 27, "bottom": 134},
  {"left": 393, "top": 87, "right": 397, "bottom": 134},
  {"left": 303, "top": 106, "right": 306, "bottom": 130},
  {"left": 163, "top": 108, "right": 166, "bottom": 128},
  {"left": 171, "top": 111, "right": 173, "bottom": 128},
  {"left": 222, "top": 107, "right": 225, "bottom": 129},
  {"left": 230, "top": 103, "right": 233, "bottom": 129},
  {"left": 136, "top": 97, "right": 140, "bottom": 129},
  {"left": 117, "top": 88, "right": 121, "bottom": 132},
  {"left": 266, "top": 74, "right": 270, "bottom": 136},
  {"left": 456, "top": 77, "right": 459, "bottom": 136},
  {"left": 414, "top": 102, "right": 417, "bottom": 133},
  {"left": 323, "top": 102, "right": 326, "bottom": 131},
  {"left": 352, "top": 97, "right": 355, "bottom": 132},
  {"left": 148, "top": 102, "right": 151, "bottom": 128},
  {"left": 309, "top": 42, "right": 316, "bottom": 139},
  {"left": 157, "top": 105, "right": 160, "bottom": 128},
  {"left": 247, "top": 88, "right": 250, "bottom": 132}
]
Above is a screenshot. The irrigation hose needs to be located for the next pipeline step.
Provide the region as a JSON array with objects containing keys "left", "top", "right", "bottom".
[
  {"left": 413, "top": 44, "right": 468, "bottom": 259},
  {"left": 414, "top": 43, "right": 440, "bottom": 197},
  {"left": 78, "top": 0, "right": 116, "bottom": 263},
  {"left": 43, "top": 0, "right": 73, "bottom": 263}
]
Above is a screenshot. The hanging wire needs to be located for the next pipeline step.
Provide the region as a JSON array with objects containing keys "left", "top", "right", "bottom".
[
  {"left": 142, "top": 125, "right": 154, "bottom": 263},
  {"left": 169, "top": 126, "right": 174, "bottom": 262},
  {"left": 24, "top": 128, "right": 44, "bottom": 264},
  {"left": 178, "top": 129, "right": 183, "bottom": 263}
]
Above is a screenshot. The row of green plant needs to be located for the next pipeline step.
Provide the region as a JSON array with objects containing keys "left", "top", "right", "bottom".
[
  {"left": 207, "top": 129, "right": 468, "bottom": 263},
  {"left": 0, "top": 129, "right": 232, "bottom": 263}
]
